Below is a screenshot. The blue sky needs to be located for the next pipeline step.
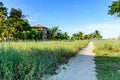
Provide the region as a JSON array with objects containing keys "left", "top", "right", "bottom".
[{"left": 1, "top": 0, "right": 120, "bottom": 39}]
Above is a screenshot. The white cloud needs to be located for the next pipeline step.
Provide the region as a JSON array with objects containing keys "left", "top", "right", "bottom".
[
  {"left": 84, "top": 24, "right": 120, "bottom": 39},
  {"left": 68, "top": 20, "right": 120, "bottom": 39}
]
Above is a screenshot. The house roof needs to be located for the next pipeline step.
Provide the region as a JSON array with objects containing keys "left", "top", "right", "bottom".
[{"left": 32, "top": 24, "right": 47, "bottom": 29}]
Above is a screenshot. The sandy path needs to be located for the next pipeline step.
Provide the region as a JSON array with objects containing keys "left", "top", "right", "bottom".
[{"left": 42, "top": 41, "right": 97, "bottom": 80}]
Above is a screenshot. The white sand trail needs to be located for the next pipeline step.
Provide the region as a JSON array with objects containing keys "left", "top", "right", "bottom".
[{"left": 42, "top": 41, "right": 97, "bottom": 80}]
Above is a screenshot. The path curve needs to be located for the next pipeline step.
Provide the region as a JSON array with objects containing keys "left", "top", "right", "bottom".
[{"left": 42, "top": 41, "right": 97, "bottom": 80}]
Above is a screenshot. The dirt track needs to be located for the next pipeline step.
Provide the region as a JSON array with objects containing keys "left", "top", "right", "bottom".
[{"left": 42, "top": 41, "right": 97, "bottom": 80}]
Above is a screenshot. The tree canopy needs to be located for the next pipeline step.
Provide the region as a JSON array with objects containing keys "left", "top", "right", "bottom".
[
  {"left": 71, "top": 30, "right": 102, "bottom": 40},
  {"left": 0, "top": 1, "right": 32, "bottom": 40},
  {"left": 0, "top": 1, "right": 102, "bottom": 41},
  {"left": 108, "top": 0, "right": 120, "bottom": 17}
]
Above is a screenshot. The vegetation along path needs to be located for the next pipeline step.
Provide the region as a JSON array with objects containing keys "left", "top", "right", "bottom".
[{"left": 42, "top": 41, "right": 97, "bottom": 80}]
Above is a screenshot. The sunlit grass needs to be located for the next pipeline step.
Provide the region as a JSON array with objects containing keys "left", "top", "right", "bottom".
[
  {"left": 0, "top": 40, "right": 88, "bottom": 80},
  {"left": 94, "top": 40, "right": 120, "bottom": 80}
]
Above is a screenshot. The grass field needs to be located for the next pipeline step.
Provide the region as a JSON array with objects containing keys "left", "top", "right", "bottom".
[
  {"left": 0, "top": 40, "right": 88, "bottom": 80},
  {"left": 94, "top": 40, "right": 120, "bottom": 80}
]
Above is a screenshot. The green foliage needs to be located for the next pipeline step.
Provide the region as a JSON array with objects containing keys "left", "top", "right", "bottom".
[
  {"left": 0, "top": 1, "right": 102, "bottom": 41},
  {"left": 0, "top": 1, "right": 70, "bottom": 41},
  {"left": 48, "top": 26, "right": 70, "bottom": 40},
  {"left": 29, "top": 29, "right": 42, "bottom": 40},
  {"left": 0, "top": 1, "right": 4, "bottom": 6},
  {"left": 72, "top": 30, "right": 102, "bottom": 40},
  {"left": 9, "top": 8, "right": 22, "bottom": 19},
  {"left": 0, "top": 1, "right": 31, "bottom": 41},
  {"left": 108, "top": 0, "right": 120, "bottom": 17},
  {"left": 0, "top": 41, "right": 88, "bottom": 80},
  {"left": 8, "top": 8, "right": 31, "bottom": 40},
  {"left": 72, "top": 32, "right": 84, "bottom": 40}
]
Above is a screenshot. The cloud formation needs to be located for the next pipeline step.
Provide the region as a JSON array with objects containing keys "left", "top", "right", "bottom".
[{"left": 76, "top": 20, "right": 120, "bottom": 39}]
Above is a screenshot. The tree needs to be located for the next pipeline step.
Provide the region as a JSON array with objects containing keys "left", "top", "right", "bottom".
[
  {"left": 0, "top": 1, "right": 36, "bottom": 41},
  {"left": 0, "top": 1, "right": 8, "bottom": 40},
  {"left": 29, "top": 29, "right": 42, "bottom": 40},
  {"left": 0, "top": 1, "right": 7, "bottom": 19},
  {"left": 78, "top": 32, "right": 84, "bottom": 40},
  {"left": 84, "top": 34, "right": 89, "bottom": 40},
  {"left": 71, "top": 33, "right": 79, "bottom": 40},
  {"left": 9, "top": 8, "right": 22, "bottom": 19},
  {"left": 54, "top": 32, "right": 69, "bottom": 40},
  {"left": 118, "top": 35, "right": 120, "bottom": 40},
  {"left": 0, "top": 1, "right": 3, "bottom": 6},
  {"left": 94, "top": 30, "right": 102, "bottom": 40},
  {"left": 48, "top": 26, "right": 70, "bottom": 40},
  {"left": 108, "top": 0, "right": 120, "bottom": 17},
  {"left": 86, "top": 33, "right": 94, "bottom": 40},
  {"left": 8, "top": 8, "right": 31, "bottom": 40},
  {"left": 63, "top": 32, "right": 69, "bottom": 40},
  {"left": 49, "top": 26, "right": 60, "bottom": 40},
  {"left": 71, "top": 30, "right": 102, "bottom": 40},
  {"left": 72, "top": 32, "right": 84, "bottom": 40}
]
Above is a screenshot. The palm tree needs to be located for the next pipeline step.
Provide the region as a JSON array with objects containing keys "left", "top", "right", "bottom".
[
  {"left": 72, "top": 32, "right": 84, "bottom": 40},
  {"left": 49, "top": 26, "right": 60, "bottom": 40},
  {"left": 78, "top": 32, "right": 84, "bottom": 40},
  {"left": 72, "top": 33, "right": 78, "bottom": 40},
  {"left": 84, "top": 34, "right": 89, "bottom": 40},
  {"left": 63, "top": 32, "right": 69, "bottom": 40},
  {"left": 94, "top": 30, "right": 102, "bottom": 40}
]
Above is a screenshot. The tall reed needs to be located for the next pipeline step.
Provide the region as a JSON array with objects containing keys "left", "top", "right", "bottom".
[{"left": 0, "top": 40, "right": 88, "bottom": 80}]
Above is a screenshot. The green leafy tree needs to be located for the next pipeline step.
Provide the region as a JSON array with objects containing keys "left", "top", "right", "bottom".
[
  {"left": 84, "top": 34, "right": 89, "bottom": 40},
  {"left": 88, "top": 33, "right": 95, "bottom": 39},
  {"left": 72, "top": 32, "right": 84, "bottom": 40},
  {"left": 0, "top": 1, "right": 8, "bottom": 40},
  {"left": 8, "top": 8, "right": 31, "bottom": 40},
  {"left": 78, "top": 32, "right": 84, "bottom": 40},
  {"left": 63, "top": 32, "right": 69, "bottom": 39},
  {"left": 0, "top": 1, "right": 7, "bottom": 19},
  {"left": 48, "top": 26, "right": 70, "bottom": 40},
  {"left": 108, "top": 0, "right": 120, "bottom": 17},
  {"left": 54, "top": 32, "right": 69, "bottom": 40},
  {"left": 71, "top": 33, "right": 78, "bottom": 40},
  {"left": 49, "top": 26, "right": 60, "bottom": 40},
  {"left": 0, "top": 1, "right": 41, "bottom": 41},
  {"left": 29, "top": 29, "right": 42, "bottom": 40},
  {"left": 94, "top": 30, "right": 102, "bottom": 40},
  {"left": 72, "top": 30, "right": 102, "bottom": 40}
]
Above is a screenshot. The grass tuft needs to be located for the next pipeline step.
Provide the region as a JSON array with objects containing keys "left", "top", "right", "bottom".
[
  {"left": 0, "top": 40, "right": 88, "bottom": 80},
  {"left": 94, "top": 40, "right": 120, "bottom": 80}
]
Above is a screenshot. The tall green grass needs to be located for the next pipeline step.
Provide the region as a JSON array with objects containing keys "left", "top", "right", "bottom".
[
  {"left": 94, "top": 40, "right": 120, "bottom": 80},
  {"left": 0, "top": 40, "right": 88, "bottom": 80}
]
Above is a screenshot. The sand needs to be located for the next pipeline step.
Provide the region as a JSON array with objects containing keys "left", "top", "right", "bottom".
[{"left": 41, "top": 41, "right": 97, "bottom": 80}]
